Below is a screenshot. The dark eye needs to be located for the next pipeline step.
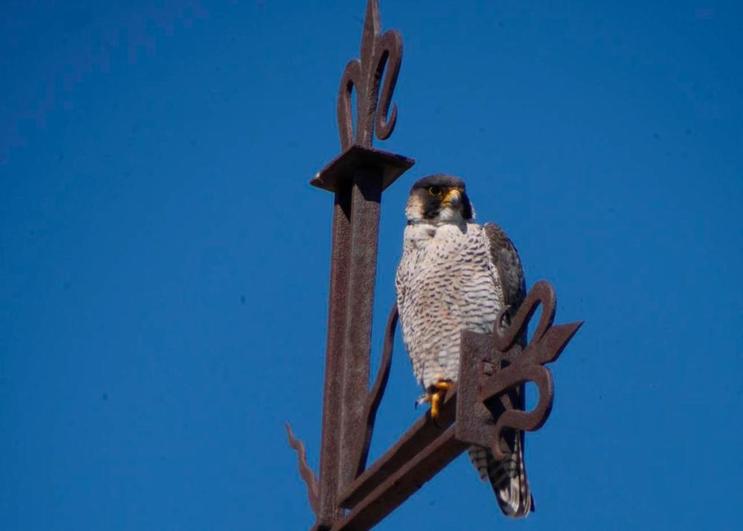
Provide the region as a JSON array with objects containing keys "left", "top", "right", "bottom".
[{"left": 428, "top": 186, "right": 442, "bottom": 197}]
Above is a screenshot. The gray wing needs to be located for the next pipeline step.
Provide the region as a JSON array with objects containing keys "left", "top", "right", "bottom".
[{"left": 483, "top": 223, "right": 526, "bottom": 313}]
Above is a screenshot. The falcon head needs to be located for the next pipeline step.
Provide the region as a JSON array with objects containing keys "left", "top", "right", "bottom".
[{"left": 405, "top": 174, "right": 474, "bottom": 224}]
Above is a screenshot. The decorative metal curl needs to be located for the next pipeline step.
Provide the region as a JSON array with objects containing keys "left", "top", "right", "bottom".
[
  {"left": 337, "top": 0, "right": 402, "bottom": 150},
  {"left": 285, "top": 423, "right": 319, "bottom": 514},
  {"left": 353, "top": 304, "right": 398, "bottom": 477},
  {"left": 458, "top": 281, "right": 582, "bottom": 460}
]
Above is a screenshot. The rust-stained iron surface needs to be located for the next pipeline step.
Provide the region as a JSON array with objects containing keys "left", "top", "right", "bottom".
[
  {"left": 310, "top": 145, "right": 413, "bottom": 193},
  {"left": 337, "top": 167, "right": 381, "bottom": 493},
  {"left": 334, "top": 428, "right": 467, "bottom": 531},
  {"left": 340, "top": 383, "right": 458, "bottom": 510}
]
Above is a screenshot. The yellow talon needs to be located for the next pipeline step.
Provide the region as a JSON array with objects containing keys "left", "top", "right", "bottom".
[
  {"left": 425, "top": 379, "right": 453, "bottom": 420},
  {"left": 431, "top": 391, "right": 442, "bottom": 418}
]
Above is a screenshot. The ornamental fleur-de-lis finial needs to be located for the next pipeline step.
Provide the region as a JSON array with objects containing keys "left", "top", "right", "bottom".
[{"left": 337, "top": 0, "right": 402, "bottom": 150}]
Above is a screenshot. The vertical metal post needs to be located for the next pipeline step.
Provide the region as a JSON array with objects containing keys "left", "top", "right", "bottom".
[
  {"left": 317, "top": 184, "right": 352, "bottom": 527},
  {"left": 308, "top": 145, "right": 413, "bottom": 530},
  {"left": 339, "top": 169, "right": 383, "bottom": 489},
  {"left": 318, "top": 167, "right": 384, "bottom": 525},
  {"left": 315, "top": 2, "right": 407, "bottom": 523}
]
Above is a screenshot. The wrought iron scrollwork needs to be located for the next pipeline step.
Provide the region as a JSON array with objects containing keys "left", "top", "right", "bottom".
[
  {"left": 458, "top": 281, "right": 583, "bottom": 460},
  {"left": 337, "top": 0, "right": 402, "bottom": 150}
]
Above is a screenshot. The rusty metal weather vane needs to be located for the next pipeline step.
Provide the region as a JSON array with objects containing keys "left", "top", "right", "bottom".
[{"left": 286, "top": 2, "right": 582, "bottom": 529}]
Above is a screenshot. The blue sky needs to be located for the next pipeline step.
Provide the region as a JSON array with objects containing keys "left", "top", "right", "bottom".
[{"left": 1, "top": 1, "right": 742, "bottom": 529}]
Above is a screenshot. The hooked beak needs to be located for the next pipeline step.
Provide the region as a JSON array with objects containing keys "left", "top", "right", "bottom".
[{"left": 442, "top": 187, "right": 462, "bottom": 207}]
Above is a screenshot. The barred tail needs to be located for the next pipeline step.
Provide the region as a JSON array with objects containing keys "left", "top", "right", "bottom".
[{"left": 468, "top": 432, "right": 532, "bottom": 518}]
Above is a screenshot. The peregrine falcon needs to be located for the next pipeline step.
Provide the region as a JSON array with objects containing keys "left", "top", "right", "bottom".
[{"left": 395, "top": 174, "right": 532, "bottom": 517}]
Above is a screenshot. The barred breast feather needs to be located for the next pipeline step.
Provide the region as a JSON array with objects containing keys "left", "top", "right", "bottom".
[{"left": 395, "top": 220, "right": 532, "bottom": 517}]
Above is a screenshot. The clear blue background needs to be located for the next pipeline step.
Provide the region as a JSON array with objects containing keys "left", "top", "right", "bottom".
[{"left": 2, "top": 1, "right": 742, "bottom": 529}]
